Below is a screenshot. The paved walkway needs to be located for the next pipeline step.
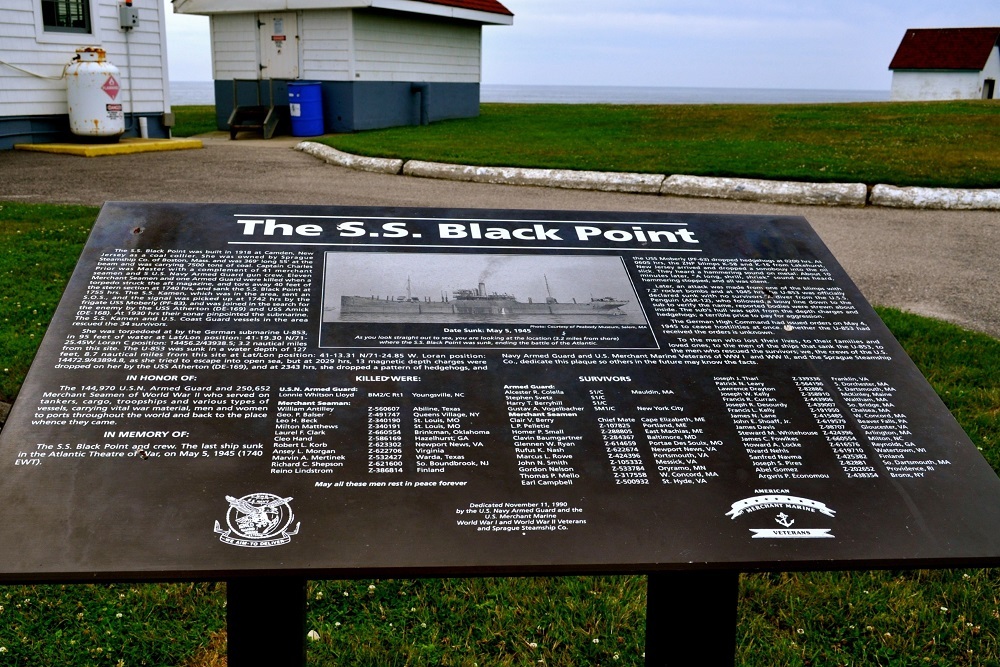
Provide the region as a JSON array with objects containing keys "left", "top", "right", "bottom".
[{"left": 2, "top": 133, "right": 998, "bottom": 338}]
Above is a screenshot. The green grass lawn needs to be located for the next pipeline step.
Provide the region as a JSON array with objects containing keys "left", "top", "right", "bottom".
[
  {"left": 170, "top": 105, "right": 218, "bottom": 138},
  {"left": 0, "top": 203, "right": 94, "bottom": 402},
  {"left": 316, "top": 101, "right": 1000, "bottom": 189},
  {"left": 171, "top": 101, "right": 1000, "bottom": 187},
  {"left": 1, "top": 202, "right": 998, "bottom": 665}
]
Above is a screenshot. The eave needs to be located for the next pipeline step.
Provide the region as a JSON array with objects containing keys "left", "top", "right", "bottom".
[{"left": 172, "top": 0, "right": 513, "bottom": 25}]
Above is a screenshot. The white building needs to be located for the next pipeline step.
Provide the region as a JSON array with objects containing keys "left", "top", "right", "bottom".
[
  {"left": 0, "top": 0, "right": 174, "bottom": 149},
  {"left": 890, "top": 27, "right": 1000, "bottom": 101},
  {"left": 171, "top": 0, "right": 513, "bottom": 133}
]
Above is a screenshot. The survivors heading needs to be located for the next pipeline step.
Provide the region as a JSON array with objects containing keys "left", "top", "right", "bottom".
[{"left": 235, "top": 218, "right": 699, "bottom": 246}]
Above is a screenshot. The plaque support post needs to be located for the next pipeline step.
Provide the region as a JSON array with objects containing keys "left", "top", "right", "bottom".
[
  {"left": 645, "top": 571, "right": 739, "bottom": 666},
  {"left": 227, "top": 576, "right": 307, "bottom": 667}
]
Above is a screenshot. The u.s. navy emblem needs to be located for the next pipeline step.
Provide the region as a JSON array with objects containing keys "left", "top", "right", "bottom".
[{"left": 214, "top": 492, "right": 300, "bottom": 548}]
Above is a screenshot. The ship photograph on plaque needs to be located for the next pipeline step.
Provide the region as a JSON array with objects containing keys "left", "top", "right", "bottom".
[{"left": 322, "top": 252, "right": 653, "bottom": 349}]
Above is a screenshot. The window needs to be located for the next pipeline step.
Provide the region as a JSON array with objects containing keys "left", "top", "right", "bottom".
[{"left": 41, "top": 0, "right": 91, "bottom": 33}]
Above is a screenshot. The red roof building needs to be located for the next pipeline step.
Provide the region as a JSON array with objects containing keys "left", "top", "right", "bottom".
[
  {"left": 889, "top": 28, "right": 1000, "bottom": 100},
  {"left": 173, "top": 0, "right": 514, "bottom": 133}
]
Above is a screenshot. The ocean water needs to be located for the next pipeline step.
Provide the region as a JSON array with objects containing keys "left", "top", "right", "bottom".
[
  {"left": 169, "top": 81, "right": 889, "bottom": 106},
  {"left": 170, "top": 81, "right": 214, "bottom": 105},
  {"left": 481, "top": 84, "right": 889, "bottom": 105}
]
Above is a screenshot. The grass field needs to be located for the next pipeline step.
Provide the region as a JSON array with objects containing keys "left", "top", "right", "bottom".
[
  {"left": 171, "top": 101, "right": 1000, "bottom": 187},
  {"left": 0, "top": 202, "right": 998, "bottom": 665},
  {"left": 314, "top": 101, "right": 1000, "bottom": 189},
  {"left": 170, "top": 105, "right": 218, "bottom": 139}
]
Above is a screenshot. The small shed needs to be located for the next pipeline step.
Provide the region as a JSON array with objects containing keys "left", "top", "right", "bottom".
[
  {"left": 171, "top": 0, "right": 513, "bottom": 135},
  {"left": 0, "top": 0, "right": 174, "bottom": 149},
  {"left": 889, "top": 27, "right": 1000, "bottom": 101}
]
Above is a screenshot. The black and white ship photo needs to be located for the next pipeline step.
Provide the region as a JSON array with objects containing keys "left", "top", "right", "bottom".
[{"left": 323, "top": 252, "right": 648, "bottom": 326}]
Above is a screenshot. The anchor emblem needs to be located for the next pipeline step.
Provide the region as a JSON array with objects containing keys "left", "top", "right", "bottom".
[{"left": 774, "top": 512, "right": 795, "bottom": 528}]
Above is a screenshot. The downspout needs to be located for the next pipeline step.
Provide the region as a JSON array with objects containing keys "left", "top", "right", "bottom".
[
  {"left": 411, "top": 83, "right": 430, "bottom": 126},
  {"left": 120, "top": 0, "right": 137, "bottom": 135}
]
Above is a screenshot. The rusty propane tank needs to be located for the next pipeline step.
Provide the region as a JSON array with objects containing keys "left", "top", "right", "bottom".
[{"left": 66, "top": 47, "right": 125, "bottom": 142}]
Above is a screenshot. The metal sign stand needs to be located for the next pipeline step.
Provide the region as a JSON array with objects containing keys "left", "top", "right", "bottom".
[
  {"left": 227, "top": 577, "right": 307, "bottom": 666},
  {"left": 645, "top": 572, "right": 739, "bottom": 665},
  {"left": 225, "top": 572, "right": 739, "bottom": 666}
]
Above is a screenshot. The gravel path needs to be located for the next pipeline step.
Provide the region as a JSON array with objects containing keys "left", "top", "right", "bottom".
[{"left": 2, "top": 133, "right": 998, "bottom": 339}]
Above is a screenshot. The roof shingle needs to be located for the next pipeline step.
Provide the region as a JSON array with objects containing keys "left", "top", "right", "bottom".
[
  {"left": 889, "top": 27, "right": 1000, "bottom": 70},
  {"left": 415, "top": 0, "right": 513, "bottom": 17}
]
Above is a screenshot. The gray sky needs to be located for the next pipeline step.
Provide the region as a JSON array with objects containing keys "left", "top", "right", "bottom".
[{"left": 164, "top": 0, "right": 998, "bottom": 91}]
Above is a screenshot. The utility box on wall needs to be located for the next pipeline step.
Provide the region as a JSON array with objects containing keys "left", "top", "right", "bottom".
[
  {"left": 172, "top": 0, "right": 513, "bottom": 134},
  {"left": 119, "top": 4, "right": 140, "bottom": 30}
]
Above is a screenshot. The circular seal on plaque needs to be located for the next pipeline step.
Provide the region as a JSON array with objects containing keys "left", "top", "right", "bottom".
[{"left": 214, "top": 492, "right": 300, "bottom": 548}]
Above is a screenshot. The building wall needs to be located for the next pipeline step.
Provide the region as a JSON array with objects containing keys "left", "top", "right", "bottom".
[
  {"left": 352, "top": 10, "right": 481, "bottom": 83},
  {"left": 210, "top": 9, "right": 482, "bottom": 82},
  {"left": 300, "top": 9, "right": 352, "bottom": 80},
  {"left": 215, "top": 78, "right": 480, "bottom": 134},
  {"left": 211, "top": 8, "right": 484, "bottom": 133},
  {"left": 0, "top": 0, "right": 172, "bottom": 148},
  {"left": 891, "top": 47, "right": 1000, "bottom": 100},
  {"left": 891, "top": 70, "right": 982, "bottom": 100},
  {"left": 341, "top": 81, "right": 479, "bottom": 131},
  {"left": 210, "top": 13, "right": 259, "bottom": 80},
  {"left": 983, "top": 46, "right": 1000, "bottom": 98}
]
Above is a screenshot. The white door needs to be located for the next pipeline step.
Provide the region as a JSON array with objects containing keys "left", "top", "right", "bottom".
[{"left": 258, "top": 12, "right": 299, "bottom": 79}]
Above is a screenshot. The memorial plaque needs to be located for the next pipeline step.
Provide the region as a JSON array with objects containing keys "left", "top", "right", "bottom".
[{"left": 2, "top": 202, "right": 1000, "bottom": 582}]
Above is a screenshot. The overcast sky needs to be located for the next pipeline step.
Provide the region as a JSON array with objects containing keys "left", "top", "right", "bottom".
[{"left": 164, "top": 0, "right": 998, "bottom": 91}]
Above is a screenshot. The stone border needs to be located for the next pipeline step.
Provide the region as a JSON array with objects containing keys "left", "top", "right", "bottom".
[
  {"left": 294, "top": 142, "right": 1000, "bottom": 210},
  {"left": 295, "top": 142, "right": 404, "bottom": 175},
  {"left": 661, "top": 175, "right": 867, "bottom": 207},
  {"left": 402, "top": 160, "right": 663, "bottom": 194},
  {"left": 871, "top": 184, "right": 1000, "bottom": 210}
]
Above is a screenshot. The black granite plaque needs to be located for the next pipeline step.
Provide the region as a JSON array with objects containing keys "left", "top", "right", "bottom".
[{"left": 2, "top": 202, "right": 1000, "bottom": 582}]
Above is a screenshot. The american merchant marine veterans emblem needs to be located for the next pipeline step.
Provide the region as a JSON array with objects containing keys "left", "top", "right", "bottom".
[
  {"left": 726, "top": 494, "right": 837, "bottom": 539},
  {"left": 214, "top": 492, "right": 300, "bottom": 548}
]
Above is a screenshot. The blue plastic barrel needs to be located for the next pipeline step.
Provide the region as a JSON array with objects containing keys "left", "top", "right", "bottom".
[{"left": 288, "top": 82, "right": 324, "bottom": 136}]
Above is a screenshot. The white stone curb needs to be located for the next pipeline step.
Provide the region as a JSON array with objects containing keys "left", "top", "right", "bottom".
[
  {"left": 402, "top": 160, "right": 664, "bottom": 194},
  {"left": 662, "top": 175, "right": 868, "bottom": 207},
  {"left": 295, "top": 142, "right": 403, "bottom": 174},
  {"left": 870, "top": 184, "right": 1000, "bottom": 210},
  {"left": 296, "top": 144, "right": 1000, "bottom": 209}
]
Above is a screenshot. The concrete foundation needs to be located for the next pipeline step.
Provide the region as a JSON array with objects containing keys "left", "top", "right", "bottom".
[
  {"left": 214, "top": 80, "right": 479, "bottom": 134},
  {"left": 0, "top": 113, "right": 172, "bottom": 151}
]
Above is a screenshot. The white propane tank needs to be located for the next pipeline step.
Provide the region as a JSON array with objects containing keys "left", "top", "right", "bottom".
[{"left": 66, "top": 47, "right": 125, "bottom": 141}]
